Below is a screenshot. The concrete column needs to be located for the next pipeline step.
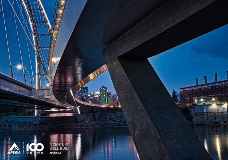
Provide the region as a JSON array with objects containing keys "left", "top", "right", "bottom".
[
  {"left": 34, "top": 108, "right": 40, "bottom": 124},
  {"left": 106, "top": 58, "right": 211, "bottom": 160}
]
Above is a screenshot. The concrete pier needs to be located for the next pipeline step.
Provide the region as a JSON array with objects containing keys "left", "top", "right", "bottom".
[
  {"left": 102, "top": 1, "right": 228, "bottom": 159},
  {"left": 104, "top": 58, "right": 211, "bottom": 159}
]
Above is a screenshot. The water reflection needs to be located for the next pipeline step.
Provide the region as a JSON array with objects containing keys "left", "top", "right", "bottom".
[
  {"left": 3, "top": 126, "right": 228, "bottom": 160},
  {"left": 0, "top": 128, "right": 138, "bottom": 160},
  {"left": 193, "top": 126, "right": 228, "bottom": 160},
  {"left": 75, "top": 134, "right": 81, "bottom": 160},
  {"left": 215, "top": 135, "right": 222, "bottom": 160}
]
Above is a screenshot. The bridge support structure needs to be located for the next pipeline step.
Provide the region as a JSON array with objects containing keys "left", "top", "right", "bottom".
[
  {"left": 34, "top": 108, "right": 40, "bottom": 123},
  {"left": 101, "top": 0, "right": 228, "bottom": 159},
  {"left": 104, "top": 58, "right": 211, "bottom": 159}
]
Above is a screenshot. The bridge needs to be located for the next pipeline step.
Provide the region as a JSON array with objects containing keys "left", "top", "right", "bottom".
[
  {"left": 0, "top": 72, "right": 66, "bottom": 110},
  {"left": 0, "top": 0, "right": 71, "bottom": 110},
  {"left": 1, "top": 0, "right": 228, "bottom": 159}
]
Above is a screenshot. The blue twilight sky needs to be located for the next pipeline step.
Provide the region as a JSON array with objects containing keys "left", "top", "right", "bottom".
[
  {"left": 0, "top": 0, "right": 56, "bottom": 86},
  {"left": 86, "top": 24, "right": 228, "bottom": 94}
]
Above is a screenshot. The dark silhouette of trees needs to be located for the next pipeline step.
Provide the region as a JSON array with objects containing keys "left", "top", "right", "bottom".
[{"left": 171, "top": 90, "right": 179, "bottom": 103}]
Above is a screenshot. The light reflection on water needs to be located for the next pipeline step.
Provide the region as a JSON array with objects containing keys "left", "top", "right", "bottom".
[
  {"left": 193, "top": 126, "right": 228, "bottom": 160},
  {"left": 1, "top": 126, "right": 228, "bottom": 160},
  {"left": 0, "top": 128, "right": 139, "bottom": 160}
]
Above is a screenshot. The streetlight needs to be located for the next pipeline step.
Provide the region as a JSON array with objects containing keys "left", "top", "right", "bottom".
[
  {"left": 16, "top": 64, "right": 23, "bottom": 70},
  {"left": 16, "top": 64, "right": 33, "bottom": 87}
]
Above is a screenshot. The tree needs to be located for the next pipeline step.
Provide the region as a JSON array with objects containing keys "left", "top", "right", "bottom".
[{"left": 171, "top": 90, "right": 179, "bottom": 103}]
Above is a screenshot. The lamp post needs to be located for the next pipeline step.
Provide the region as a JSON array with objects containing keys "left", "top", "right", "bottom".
[{"left": 16, "top": 64, "right": 33, "bottom": 87}]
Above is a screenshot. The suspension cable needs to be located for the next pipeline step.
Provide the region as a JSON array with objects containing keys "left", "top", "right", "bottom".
[
  {"left": 15, "top": 0, "right": 33, "bottom": 39},
  {"left": 13, "top": 5, "right": 26, "bottom": 84},
  {"left": 6, "top": 0, "right": 34, "bottom": 48},
  {"left": 1, "top": 0, "right": 13, "bottom": 78},
  {"left": 24, "top": 32, "right": 35, "bottom": 86},
  {"left": 0, "top": 0, "right": 53, "bottom": 87}
]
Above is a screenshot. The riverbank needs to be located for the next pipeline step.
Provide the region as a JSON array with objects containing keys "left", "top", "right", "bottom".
[{"left": 0, "top": 111, "right": 127, "bottom": 130}]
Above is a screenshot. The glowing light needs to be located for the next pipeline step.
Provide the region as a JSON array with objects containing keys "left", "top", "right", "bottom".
[
  {"left": 212, "top": 98, "right": 215, "bottom": 101},
  {"left": 34, "top": 109, "right": 38, "bottom": 116},
  {"left": 215, "top": 135, "right": 222, "bottom": 160},
  {"left": 52, "top": 57, "right": 61, "bottom": 63},
  {"left": 15, "top": 63, "right": 33, "bottom": 86},
  {"left": 15, "top": 64, "right": 24, "bottom": 70},
  {"left": 77, "top": 106, "right": 80, "bottom": 114},
  {"left": 70, "top": 89, "right": 74, "bottom": 97},
  {"left": 204, "top": 138, "right": 208, "bottom": 152},
  {"left": 48, "top": 0, "right": 66, "bottom": 67},
  {"left": 200, "top": 98, "right": 204, "bottom": 101},
  {"left": 194, "top": 98, "right": 198, "bottom": 104},
  {"left": 34, "top": 135, "right": 37, "bottom": 160},
  {"left": 75, "top": 134, "right": 81, "bottom": 160}
]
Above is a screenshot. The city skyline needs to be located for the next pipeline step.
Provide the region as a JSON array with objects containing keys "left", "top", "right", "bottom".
[{"left": 76, "top": 85, "right": 119, "bottom": 107}]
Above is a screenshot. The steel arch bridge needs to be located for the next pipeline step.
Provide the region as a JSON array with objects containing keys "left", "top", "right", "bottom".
[
  {"left": 0, "top": 0, "right": 67, "bottom": 109},
  {"left": 0, "top": 0, "right": 63, "bottom": 88},
  {"left": 0, "top": 0, "right": 101, "bottom": 111}
]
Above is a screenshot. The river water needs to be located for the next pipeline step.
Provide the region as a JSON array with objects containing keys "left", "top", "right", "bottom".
[
  {"left": 0, "top": 128, "right": 138, "bottom": 160},
  {"left": 193, "top": 126, "right": 228, "bottom": 160},
  {"left": 0, "top": 126, "right": 228, "bottom": 160}
]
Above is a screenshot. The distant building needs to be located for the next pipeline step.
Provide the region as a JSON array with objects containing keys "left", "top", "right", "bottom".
[
  {"left": 107, "top": 90, "right": 111, "bottom": 97},
  {"left": 93, "top": 91, "right": 101, "bottom": 104},
  {"left": 180, "top": 72, "right": 228, "bottom": 106},
  {"left": 76, "top": 86, "right": 89, "bottom": 101},
  {"left": 86, "top": 87, "right": 120, "bottom": 107},
  {"left": 100, "top": 86, "right": 108, "bottom": 105},
  {"left": 88, "top": 92, "right": 94, "bottom": 103},
  {"left": 108, "top": 96, "right": 114, "bottom": 107},
  {"left": 190, "top": 96, "right": 227, "bottom": 114},
  {"left": 189, "top": 96, "right": 228, "bottom": 125},
  {"left": 110, "top": 94, "right": 121, "bottom": 107}
]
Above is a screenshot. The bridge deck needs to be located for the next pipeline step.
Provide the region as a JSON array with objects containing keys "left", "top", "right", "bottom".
[{"left": 0, "top": 89, "right": 66, "bottom": 110}]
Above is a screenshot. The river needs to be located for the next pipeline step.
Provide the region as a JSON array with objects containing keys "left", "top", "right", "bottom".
[{"left": 0, "top": 126, "right": 228, "bottom": 160}]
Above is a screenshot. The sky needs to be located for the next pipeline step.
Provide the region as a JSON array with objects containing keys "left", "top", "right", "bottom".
[
  {"left": 0, "top": 1, "right": 228, "bottom": 95},
  {"left": 0, "top": 0, "right": 56, "bottom": 86},
  {"left": 86, "top": 24, "right": 228, "bottom": 94}
]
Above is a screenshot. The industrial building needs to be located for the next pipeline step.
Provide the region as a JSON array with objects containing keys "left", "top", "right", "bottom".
[
  {"left": 180, "top": 72, "right": 228, "bottom": 125},
  {"left": 180, "top": 72, "right": 228, "bottom": 106}
]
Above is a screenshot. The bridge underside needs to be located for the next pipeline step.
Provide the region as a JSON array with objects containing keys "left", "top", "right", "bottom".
[
  {"left": 0, "top": 89, "right": 66, "bottom": 110},
  {"left": 52, "top": 0, "right": 228, "bottom": 159},
  {"left": 53, "top": 0, "right": 110, "bottom": 102},
  {"left": 0, "top": 73, "right": 65, "bottom": 110}
]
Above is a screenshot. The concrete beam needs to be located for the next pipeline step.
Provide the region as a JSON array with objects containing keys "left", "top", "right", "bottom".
[
  {"left": 103, "top": 0, "right": 228, "bottom": 62},
  {"left": 106, "top": 58, "right": 211, "bottom": 159},
  {"left": 103, "top": 2, "right": 228, "bottom": 157}
]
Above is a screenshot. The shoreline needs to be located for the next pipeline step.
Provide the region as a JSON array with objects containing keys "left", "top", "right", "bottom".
[{"left": 0, "top": 111, "right": 128, "bottom": 131}]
